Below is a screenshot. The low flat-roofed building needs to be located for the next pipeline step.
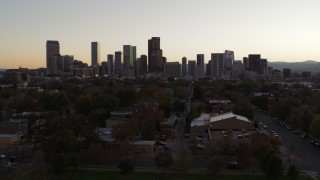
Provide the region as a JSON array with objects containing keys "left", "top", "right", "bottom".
[
  {"left": 0, "top": 133, "right": 19, "bottom": 151},
  {"left": 130, "top": 140, "right": 155, "bottom": 155},
  {"left": 106, "top": 109, "right": 135, "bottom": 128},
  {"left": 191, "top": 112, "right": 260, "bottom": 151}
]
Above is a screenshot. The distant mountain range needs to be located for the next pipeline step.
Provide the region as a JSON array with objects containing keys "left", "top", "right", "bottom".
[{"left": 268, "top": 60, "right": 320, "bottom": 72}]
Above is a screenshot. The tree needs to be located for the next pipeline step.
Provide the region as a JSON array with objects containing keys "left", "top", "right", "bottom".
[
  {"left": 116, "top": 88, "right": 137, "bottom": 107},
  {"left": 207, "top": 157, "right": 224, "bottom": 175},
  {"left": 136, "top": 107, "right": 164, "bottom": 140},
  {"left": 118, "top": 159, "right": 135, "bottom": 175},
  {"left": 310, "top": 117, "right": 320, "bottom": 139},
  {"left": 52, "top": 152, "right": 68, "bottom": 175},
  {"left": 88, "top": 142, "right": 104, "bottom": 164},
  {"left": 287, "top": 164, "right": 299, "bottom": 180},
  {"left": 154, "top": 152, "right": 174, "bottom": 173},
  {"left": 236, "top": 142, "right": 252, "bottom": 168},
  {"left": 301, "top": 109, "right": 313, "bottom": 133},
  {"left": 74, "top": 94, "right": 94, "bottom": 115},
  {"left": 193, "top": 84, "right": 204, "bottom": 101},
  {"left": 38, "top": 92, "right": 70, "bottom": 114},
  {"left": 112, "top": 120, "right": 137, "bottom": 159},
  {"left": 260, "top": 148, "right": 283, "bottom": 179},
  {"left": 175, "top": 149, "right": 191, "bottom": 172},
  {"left": 43, "top": 129, "right": 78, "bottom": 174}
]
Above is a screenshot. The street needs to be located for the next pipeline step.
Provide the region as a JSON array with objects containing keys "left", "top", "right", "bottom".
[{"left": 256, "top": 111, "right": 320, "bottom": 175}]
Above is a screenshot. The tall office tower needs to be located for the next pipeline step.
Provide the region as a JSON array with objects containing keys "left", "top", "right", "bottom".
[
  {"left": 197, "top": 54, "right": 205, "bottom": 77},
  {"left": 283, "top": 68, "right": 291, "bottom": 79},
  {"left": 248, "top": 54, "right": 261, "bottom": 73},
  {"left": 123, "top": 45, "right": 132, "bottom": 75},
  {"left": 123, "top": 45, "right": 133, "bottom": 68},
  {"left": 182, "top": 57, "right": 187, "bottom": 76},
  {"left": 107, "top": 54, "right": 114, "bottom": 75},
  {"left": 223, "top": 50, "right": 234, "bottom": 80},
  {"left": 232, "top": 60, "right": 244, "bottom": 80},
  {"left": 260, "top": 59, "right": 268, "bottom": 75},
  {"left": 188, "top": 60, "right": 197, "bottom": 78},
  {"left": 91, "top": 42, "right": 100, "bottom": 67},
  {"left": 139, "top": 55, "right": 148, "bottom": 75},
  {"left": 164, "top": 62, "right": 181, "bottom": 77},
  {"left": 132, "top": 46, "right": 137, "bottom": 75},
  {"left": 224, "top": 50, "right": 234, "bottom": 71},
  {"left": 46, "top": 40, "right": 60, "bottom": 73},
  {"left": 114, "top": 51, "right": 122, "bottom": 75},
  {"left": 243, "top": 57, "right": 248, "bottom": 71},
  {"left": 196, "top": 54, "right": 204, "bottom": 66},
  {"left": 136, "top": 58, "right": 141, "bottom": 76},
  {"left": 63, "top": 55, "right": 74, "bottom": 74},
  {"left": 148, "top": 37, "right": 163, "bottom": 73},
  {"left": 211, "top": 53, "right": 224, "bottom": 78},
  {"left": 101, "top": 61, "right": 108, "bottom": 76},
  {"left": 206, "top": 60, "right": 212, "bottom": 76}
]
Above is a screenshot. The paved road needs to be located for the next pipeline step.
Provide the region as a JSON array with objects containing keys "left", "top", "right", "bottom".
[{"left": 256, "top": 111, "right": 320, "bottom": 175}]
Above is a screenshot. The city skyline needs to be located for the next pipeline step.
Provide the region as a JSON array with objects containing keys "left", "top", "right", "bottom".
[{"left": 1, "top": 0, "right": 320, "bottom": 68}]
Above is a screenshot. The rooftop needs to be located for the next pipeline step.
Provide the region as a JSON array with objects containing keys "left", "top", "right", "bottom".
[{"left": 191, "top": 112, "right": 251, "bottom": 127}]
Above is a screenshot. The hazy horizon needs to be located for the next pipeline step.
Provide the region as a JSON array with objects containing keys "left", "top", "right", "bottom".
[{"left": 1, "top": 0, "right": 320, "bottom": 69}]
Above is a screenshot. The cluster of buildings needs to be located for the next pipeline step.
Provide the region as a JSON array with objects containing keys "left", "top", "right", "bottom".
[
  {"left": 43, "top": 37, "right": 320, "bottom": 82},
  {"left": 1, "top": 36, "right": 319, "bottom": 86}
]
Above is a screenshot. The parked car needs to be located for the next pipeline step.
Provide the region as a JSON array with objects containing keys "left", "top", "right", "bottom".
[
  {"left": 197, "top": 144, "right": 205, "bottom": 150},
  {"left": 301, "top": 133, "right": 309, "bottom": 139},
  {"left": 160, "top": 134, "right": 166, "bottom": 141},
  {"left": 226, "top": 161, "right": 239, "bottom": 170},
  {"left": 156, "top": 141, "right": 166, "bottom": 146},
  {"left": 293, "top": 130, "right": 300, "bottom": 135},
  {"left": 0, "top": 154, "right": 5, "bottom": 159}
]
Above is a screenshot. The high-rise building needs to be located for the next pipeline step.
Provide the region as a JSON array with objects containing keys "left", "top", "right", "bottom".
[
  {"left": 188, "top": 60, "right": 197, "bottom": 78},
  {"left": 123, "top": 45, "right": 136, "bottom": 76},
  {"left": 224, "top": 50, "right": 234, "bottom": 71},
  {"left": 211, "top": 53, "right": 224, "bottom": 78},
  {"left": 223, "top": 50, "right": 234, "bottom": 80},
  {"left": 232, "top": 60, "right": 244, "bottom": 80},
  {"left": 91, "top": 42, "right": 100, "bottom": 67},
  {"left": 197, "top": 54, "right": 204, "bottom": 66},
  {"left": 197, "top": 54, "right": 205, "bottom": 77},
  {"left": 182, "top": 57, "right": 187, "bottom": 76},
  {"left": 245, "top": 54, "right": 267, "bottom": 75},
  {"left": 140, "top": 55, "right": 148, "bottom": 75},
  {"left": 132, "top": 46, "right": 137, "bottom": 75},
  {"left": 206, "top": 60, "right": 212, "bottom": 76},
  {"left": 114, "top": 51, "right": 122, "bottom": 75},
  {"left": 48, "top": 54, "right": 74, "bottom": 76},
  {"left": 101, "top": 61, "right": 107, "bottom": 76},
  {"left": 46, "top": 40, "right": 60, "bottom": 73},
  {"left": 148, "top": 37, "right": 163, "bottom": 73},
  {"left": 248, "top": 54, "right": 261, "bottom": 74},
  {"left": 283, "top": 68, "right": 291, "bottom": 79},
  {"left": 107, "top": 54, "right": 114, "bottom": 75},
  {"left": 164, "top": 62, "right": 181, "bottom": 77},
  {"left": 243, "top": 57, "right": 248, "bottom": 72}
]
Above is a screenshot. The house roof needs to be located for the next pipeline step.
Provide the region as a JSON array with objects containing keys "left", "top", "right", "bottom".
[
  {"left": 191, "top": 112, "right": 251, "bottom": 127},
  {"left": 0, "top": 134, "right": 17, "bottom": 138}
]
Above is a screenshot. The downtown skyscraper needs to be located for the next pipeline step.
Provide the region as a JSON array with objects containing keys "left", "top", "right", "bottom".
[
  {"left": 46, "top": 40, "right": 60, "bottom": 71},
  {"left": 148, "top": 37, "right": 163, "bottom": 73},
  {"left": 91, "top": 42, "right": 100, "bottom": 67},
  {"left": 123, "top": 45, "right": 136, "bottom": 76}
]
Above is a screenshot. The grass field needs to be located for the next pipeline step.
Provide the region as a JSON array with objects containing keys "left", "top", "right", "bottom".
[{"left": 3, "top": 165, "right": 313, "bottom": 180}]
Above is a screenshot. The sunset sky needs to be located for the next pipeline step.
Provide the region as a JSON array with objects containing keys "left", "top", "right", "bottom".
[{"left": 1, "top": 0, "right": 320, "bottom": 68}]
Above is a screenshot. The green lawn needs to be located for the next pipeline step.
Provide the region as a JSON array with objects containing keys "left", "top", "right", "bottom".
[{"left": 6, "top": 166, "right": 313, "bottom": 180}]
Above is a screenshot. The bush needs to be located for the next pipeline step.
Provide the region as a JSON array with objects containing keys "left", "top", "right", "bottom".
[{"left": 118, "top": 159, "right": 135, "bottom": 175}]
